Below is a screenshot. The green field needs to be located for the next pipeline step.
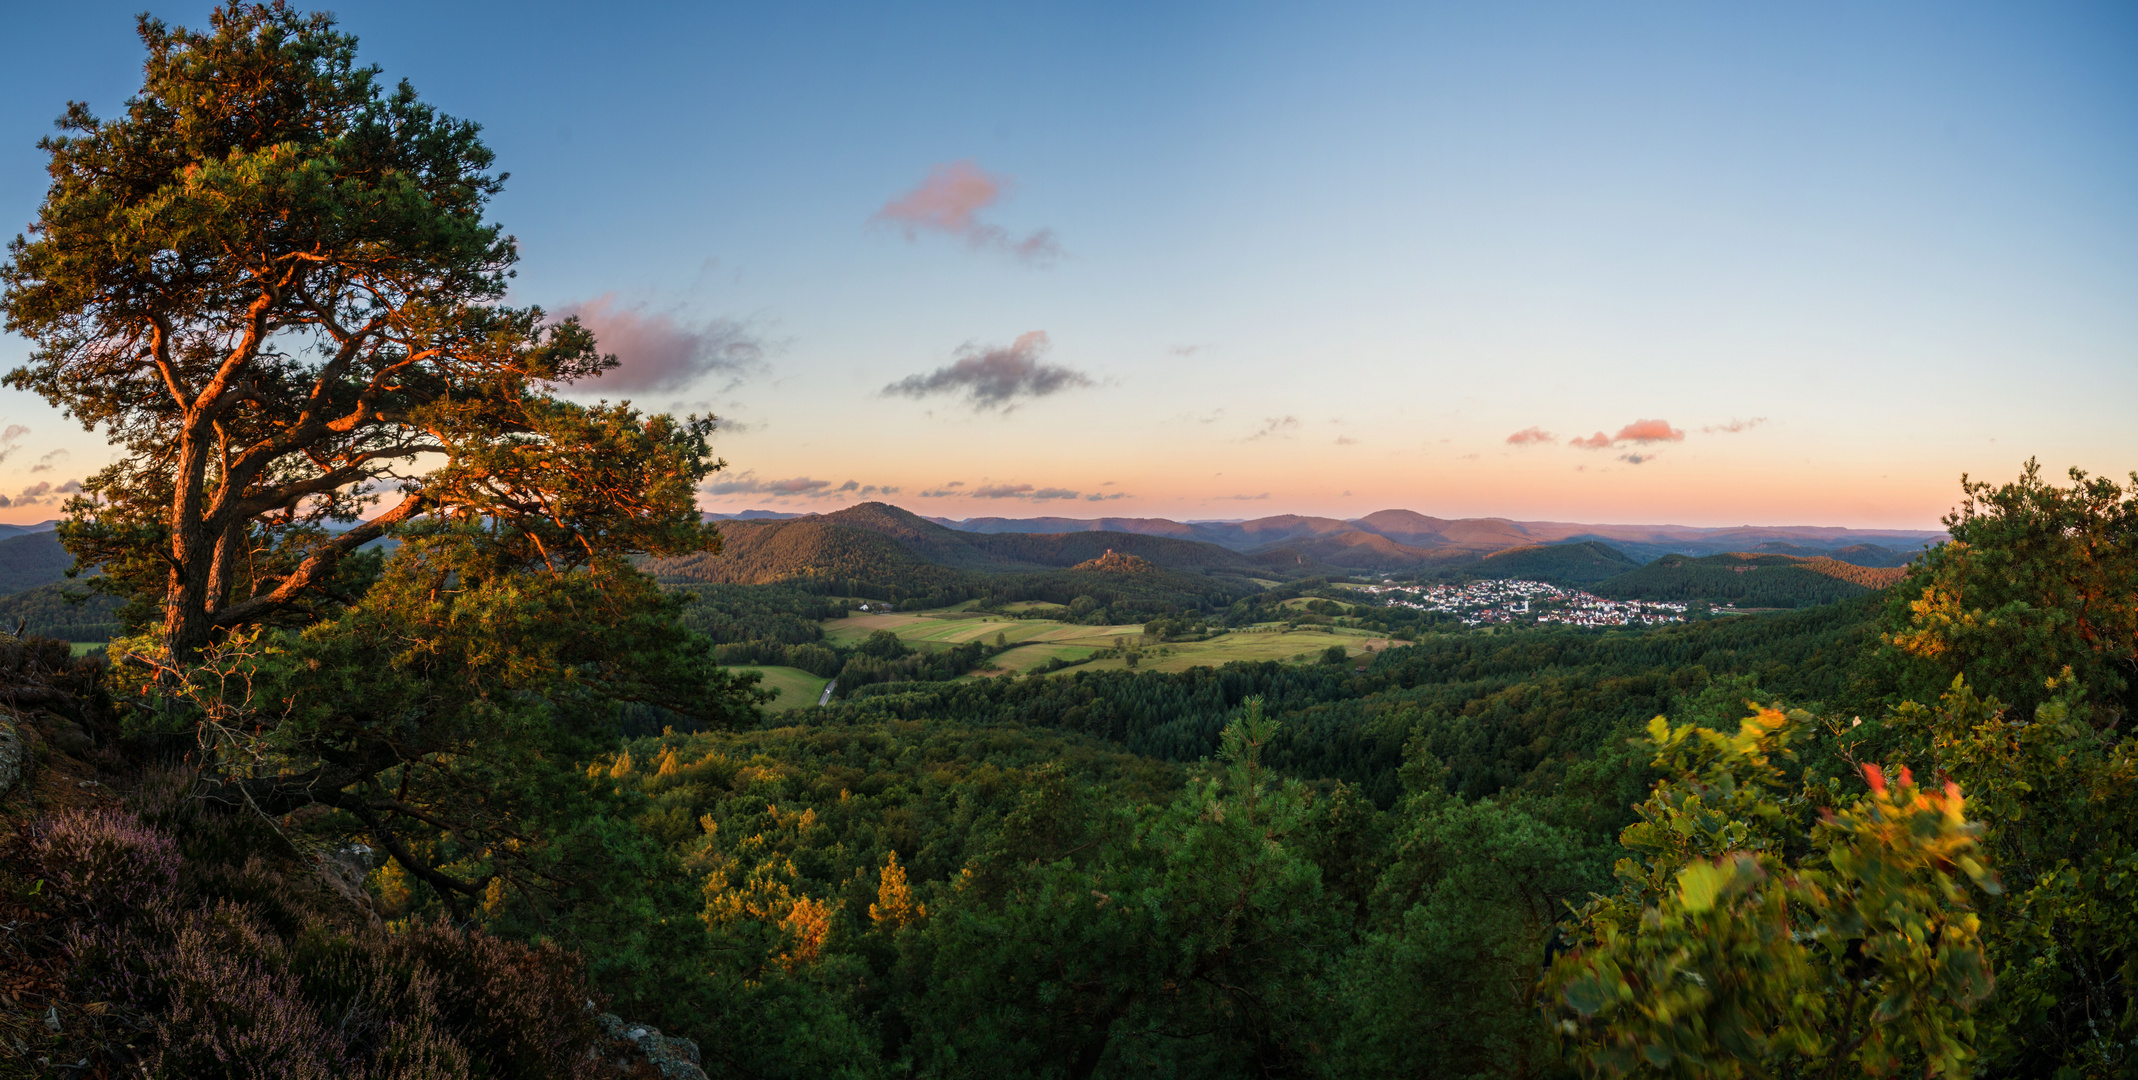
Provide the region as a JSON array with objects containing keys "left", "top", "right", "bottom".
[
  {"left": 822, "top": 610, "right": 1403, "bottom": 677},
  {"left": 69, "top": 642, "right": 107, "bottom": 657},
  {"left": 726, "top": 665, "right": 832, "bottom": 711}
]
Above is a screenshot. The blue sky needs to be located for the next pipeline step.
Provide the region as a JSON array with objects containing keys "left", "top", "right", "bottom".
[{"left": 2, "top": 1, "right": 2133, "bottom": 527}]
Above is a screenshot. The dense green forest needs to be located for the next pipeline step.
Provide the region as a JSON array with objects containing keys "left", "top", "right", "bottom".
[
  {"left": 0, "top": 582, "right": 118, "bottom": 642},
  {"left": 1587, "top": 551, "right": 1903, "bottom": 607},
  {"left": 1, "top": 9, "right": 2132, "bottom": 1079}
]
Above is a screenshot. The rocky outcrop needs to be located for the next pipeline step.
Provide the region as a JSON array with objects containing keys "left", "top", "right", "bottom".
[
  {"left": 594, "top": 1012, "right": 707, "bottom": 1079},
  {"left": 0, "top": 715, "right": 22, "bottom": 798},
  {"left": 1069, "top": 548, "right": 1157, "bottom": 574}
]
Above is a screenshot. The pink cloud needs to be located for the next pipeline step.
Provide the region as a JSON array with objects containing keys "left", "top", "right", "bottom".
[
  {"left": 1505, "top": 426, "right": 1555, "bottom": 445},
  {"left": 1614, "top": 419, "right": 1686, "bottom": 444},
  {"left": 872, "top": 160, "right": 1061, "bottom": 264},
  {"left": 553, "top": 294, "right": 765, "bottom": 393},
  {"left": 1570, "top": 419, "right": 1686, "bottom": 449}
]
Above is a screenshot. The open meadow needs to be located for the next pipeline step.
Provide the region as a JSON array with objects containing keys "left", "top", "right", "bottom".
[
  {"left": 726, "top": 665, "right": 831, "bottom": 711},
  {"left": 821, "top": 609, "right": 1404, "bottom": 677}
]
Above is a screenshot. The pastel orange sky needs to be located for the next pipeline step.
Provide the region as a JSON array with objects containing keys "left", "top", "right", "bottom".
[{"left": 3, "top": 2, "right": 2133, "bottom": 529}]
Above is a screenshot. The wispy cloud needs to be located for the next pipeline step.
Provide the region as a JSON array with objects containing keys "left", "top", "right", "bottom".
[
  {"left": 554, "top": 294, "right": 766, "bottom": 392},
  {"left": 872, "top": 160, "right": 1060, "bottom": 264},
  {"left": 1505, "top": 426, "right": 1555, "bottom": 445},
  {"left": 883, "top": 331, "right": 1094, "bottom": 412},
  {"left": 1246, "top": 416, "right": 1300, "bottom": 441},
  {"left": 0, "top": 425, "right": 27, "bottom": 466},
  {"left": 1216, "top": 493, "right": 1272, "bottom": 501},
  {"left": 1618, "top": 453, "right": 1652, "bottom": 465},
  {"left": 28, "top": 448, "right": 67, "bottom": 473},
  {"left": 918, "top": 480, "right": 1119, "bottom": 501},
  {"left": 7, "top": 478, "right": 82, "bottom": 508},
  {"left": 703, "top": 472, "right": 833, "bottom": 497},
  {"left": 1169, "top": 344, "right": 1201, "bottom": 357},
  {"left": 1703, "top": 417, "right": 1768, "bottom": 434}
]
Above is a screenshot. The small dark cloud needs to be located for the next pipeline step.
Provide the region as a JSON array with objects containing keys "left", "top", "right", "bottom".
[
  {"left": 1085, "top": 492, "right": 1129, "bottom": 501},
  {"left": 28, "top": 448, "right": 66, "bottom": 473},
  {"left": 1032, "top": 487, "right": 1080, "bottom": 500},
  {"left": 1618, "top": 453, "right": 1652, "bottom": 465},
  {"left": 1335, "top": 435, "right": 1357, "bottom": 446},
  {"left": 883, "top": 332, "right": 1093, "bottom": 411},
  {"left": 837, "top": 480, "right": 860, "bottom": 492},
  {"left": 1217, "top": 493, "right": 1272, "bottom": 501},
  {"left": 554, "top": 294, "right": 767, "bottom": 393},
  {"left": 0, "top": 425, "right": 27, "bottom": 467},
  {"left": 1246, "top": 416, "right": 1299, "bottom": 441},
  {"left": 1702, "top": 417, "right": 1768, "bottom": 434},
  {"left": 971, "top": 483, "right": 1035, "bottom": 499},
  {"left": 1169, "top": 344, "right": 1200, "bottom": 357}
]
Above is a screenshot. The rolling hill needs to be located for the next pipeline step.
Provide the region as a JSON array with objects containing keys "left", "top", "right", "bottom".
[
  {"left": 0, "top": 531, "right": 76, "bottom": 595},
  {"left": 646, "top": 505, "right": 1274, "bottom": 614},
  {"left": 644, "top": 516, "right": 970, "bottom": 590},
  {"left": 1466, "top": 540, "right": 1643, "bottom": 585},
  {"left": 926, "top": 508, "right": 1941, "bottom": 562}
]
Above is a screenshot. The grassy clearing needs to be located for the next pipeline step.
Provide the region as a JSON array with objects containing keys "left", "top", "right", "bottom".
[
  {"left": 819, "top": 610, "right": 1403, "bottom": 678},
  {"left": 727, "top": 665, "right": 832, "bottom": 712},
  {"left": 68, "top": 642, "right": 107, "bottom": 657}
]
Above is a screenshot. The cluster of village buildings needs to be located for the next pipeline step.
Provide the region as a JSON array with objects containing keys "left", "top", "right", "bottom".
[{"left": 1362, "top": 579, "right": 1687, "bottom": 628}]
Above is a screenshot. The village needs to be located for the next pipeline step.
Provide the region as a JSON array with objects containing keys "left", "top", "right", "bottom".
[{"left": 1362, "top": 578, "right": 1688, "bottom": 628}]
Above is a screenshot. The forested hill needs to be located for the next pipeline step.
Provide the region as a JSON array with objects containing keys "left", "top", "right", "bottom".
[
  {"left": 1456, "top": 539, "right": 1643, "bottom": 585},
  {"left": 1590, "top": 551, "right": 1906, "bottom": 607},
  {"left": 0, "top": 531, "right": 72, "bottom": 594},
  {"left": 650, "top": 502, "right": 1273, "bottom": 588},
  {"left": 821, "top": 594, "right": 1881, "bottom": 806},
  {"left": 644, "top": 516, "right": 971, "bottom": 589}
]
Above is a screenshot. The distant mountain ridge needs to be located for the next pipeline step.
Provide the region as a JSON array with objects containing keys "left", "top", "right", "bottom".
[{"left": 924, "top": 507, "right": 1942, "bottom": 570}]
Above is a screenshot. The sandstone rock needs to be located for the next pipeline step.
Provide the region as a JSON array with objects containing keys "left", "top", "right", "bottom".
[
  {"left": 315, "top": 843, "right": 383, "bottom": 925},
  {"left": 0, "top": 716, "right": 21, "bottom": 798},
  {"left": 595, "top": 1012, "right": 707, "bottom": 1079},
  {"left": 43, "top": 717, "right": 92, "bottom": 756}
]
